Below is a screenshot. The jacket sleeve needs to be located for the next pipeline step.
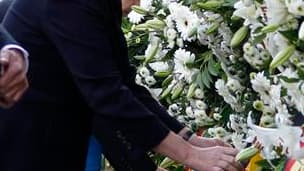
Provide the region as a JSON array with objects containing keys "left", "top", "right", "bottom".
[
  {"left": 125, "top": 68, "right": 185, "bottom": 134},
  {"left": 43, "top": 0, "right": 170, "bottom": 151},
  {"left": 0, "top": 25, "right": 17, "bottom": 48}
]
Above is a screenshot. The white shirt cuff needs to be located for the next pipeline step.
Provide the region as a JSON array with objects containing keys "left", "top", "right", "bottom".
[{"left": 1, "top": 44, "right": 29, "bottom": 73}]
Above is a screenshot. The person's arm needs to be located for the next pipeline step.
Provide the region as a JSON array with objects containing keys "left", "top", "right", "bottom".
[
  {"left": 125, "top": 66, "right": 233, "bottom": 149},
  {"left": 124, "top": 71, "right": 186, "bottom": 133},
  {"left": 42, "top": 1, "right": 241, "bottom": 171},
  {"left": 0, "top": 25, "right": 28, "bottom": 108},
  {"left": 43, "top": 0, "right": 182, "bottom": 157},
  {"left": 0, "top": 25, "right": 28, "bottom": 68}
]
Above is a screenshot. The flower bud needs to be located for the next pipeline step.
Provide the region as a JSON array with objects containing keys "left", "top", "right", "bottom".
[
  {"left": 231, "top": 15, "right": 241, "bottom": 21},
  {"left": 206, "top": 22, "right": 220, "bottom": 35},
  {"left": 187, "top": 83, "right": 197, "bottom": 99},
  {"left": 145, "top": 43, "right": 160, "bottom": 64},
  {"left": 197, "top": 1, "right": 224, "bottom": 10},
  {"left": 162, "top": 75, "right": 173, "bottom": 87},
  {"left": 133, "top": 23, "right": 149, "bottom": 31},
  {"left": 261, "top": 24, "right": 279, "bottom": 34},
  {"left": 154, "top": 71, "right": 170, "bottom": 78},
  {"left": 133, "top": 55, "right": 145, "bottom": 60},
  {"left": 131, "top": 5, "right": 148, "bottom": 15},
  {"left": 269, "top": 45, "right": 295, "bottom": 70},
  {"left": 171, "top": 84, "right": 184, "bottom": 100},
  {"left": 230, "top": 26, "right": 249, "bottom": 48},
  {"left": 146, "top": 18, "right": 166, "bottom": 30},
  {"left": 160, "top": 86, "right": 173, "bottom": 100},
  {"left": 235, "top": 146, "right": 259, "bottom": 162}
]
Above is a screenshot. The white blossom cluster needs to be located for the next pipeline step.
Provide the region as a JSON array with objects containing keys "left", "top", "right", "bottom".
[{"left": 125, "top": 0, "right": 304, "bottom": 165}]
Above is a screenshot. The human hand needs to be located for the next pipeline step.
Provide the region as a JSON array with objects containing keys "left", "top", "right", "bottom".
[
  {"left": 121, "top": 0, "right": 140, "bottom": 16},
  {"left": 185, "top": 146, "right": 242, "bottom": 171},
  {"left": 0, "top": 48, "right": 28, "bottom": 108},
  {"left": 189, "top": 136, "right": 231, "bottom": 148}
]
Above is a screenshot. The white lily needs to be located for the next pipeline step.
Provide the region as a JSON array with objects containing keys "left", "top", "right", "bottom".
[
  {"left": 265, "top": 33, "right": 289, "bottom": 59},
  {"left": 247, "top": 112, "right": 304, "bottom": 160},
  {"left": 264, "top": 0, "right": 289, "bottom": 25},
  {"left": 233, "top": 0, "right": 261, "bottom": 26}
]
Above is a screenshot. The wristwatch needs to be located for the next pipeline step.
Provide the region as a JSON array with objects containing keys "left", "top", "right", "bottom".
[{"left": 182, "top": 130, "right": 195, "bottom": 141}]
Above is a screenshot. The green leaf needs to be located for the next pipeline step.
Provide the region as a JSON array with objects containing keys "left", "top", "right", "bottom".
[
  {"left": 195, "top": 51, "right": 213, "bottom": 64},
  {"left": 196, "top": 72, "right": 204, "bottom": 90},
  {"left": 278, "top": 75, "right": 300, "bottom": 83},
  {"left": 223, "top": 0, "right": 238, "bottom": 7},
  {"left": 255, "top": 159, "right": 273, "bottom": 169},
  {"left": 203, "top": 51, "right": 213, "bottom": 64},
  {"left": 253, "top": 27, "right": 263, "bottom": 34},
  {"left": 162, "top": 75, "right": 173, "bottom": 87},
  {"left": 297, "top": 40, "right": 304, "bottom": 51},
  {"left": 208, "top": 58, "right": 220, "bottom": 76},
  {"left": 154, "top": 71, "right": 171, "bottom": 78},
  {"left": 206, "top": 69, "right": 213, "bottom": 83},
  {"left": 274, "top": 160, "right": 286, "bottom": 171},
  {"left": 252, "top": 33, "right": 266, "bottom": 45},
  {"left": 202, "top": 68, "right": 211, "bottom": 89},
  {"left": 279, "top": 30, "right": 298, "bottom": 43}
]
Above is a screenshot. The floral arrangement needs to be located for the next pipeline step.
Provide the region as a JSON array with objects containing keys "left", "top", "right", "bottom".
[{"left": 123, "top": 0, "right": 304, "bottom": 170}]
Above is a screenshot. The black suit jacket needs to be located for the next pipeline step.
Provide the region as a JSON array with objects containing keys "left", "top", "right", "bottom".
[
  {"left": 1, "top": 0, "right": 185, "bottom": 171},
  {"left": 0, "top": 0, "right": 13, "bottom": 21}
]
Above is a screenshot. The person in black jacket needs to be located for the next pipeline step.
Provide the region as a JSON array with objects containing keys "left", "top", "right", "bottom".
[
  {"left": 1, "top": 0, "right": 242, "bottom": 171},
  {"left": 0, "top": 24, "right": 28, "bottom": 108},
  {"left": 0, "top": 1, "right": 105, "bottom": 170}
]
